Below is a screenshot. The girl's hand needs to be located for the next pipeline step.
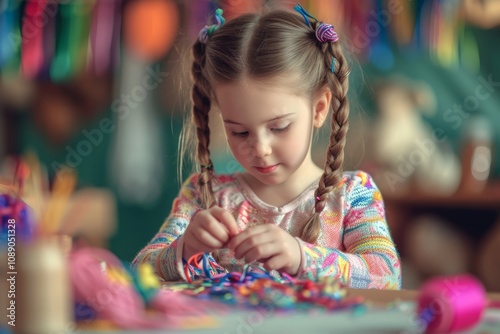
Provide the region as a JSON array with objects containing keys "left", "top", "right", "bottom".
[
  {"left": 183, "top": 206, "right": 240, "bottom": 260},
  {"left": 227, "top": 225, "right": 301, "bottom": 276}
]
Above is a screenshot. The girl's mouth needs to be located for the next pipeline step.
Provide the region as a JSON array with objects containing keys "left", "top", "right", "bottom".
[{"left": 255, "top": 164, "right": 279, "bottom": 174}]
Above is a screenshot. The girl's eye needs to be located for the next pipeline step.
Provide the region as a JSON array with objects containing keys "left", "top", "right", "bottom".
[
  {"left": 271, "top": 124, "right": 291, "bottom": 133},
  {"left": 231, "top": 131, "right": 249, "bottom": 137}
]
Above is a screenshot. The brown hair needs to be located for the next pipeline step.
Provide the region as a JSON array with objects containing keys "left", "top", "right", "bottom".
[{"left": 187, "top": 8, "right": 350, "bottom": 243}]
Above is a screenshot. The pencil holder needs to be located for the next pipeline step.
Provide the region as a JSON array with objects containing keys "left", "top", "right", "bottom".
[
  {"left": 0, "top": 191, "right": 36, "bottom": 330},
  {"left": 15, "top": 236, "right": 74, "bottom": 334}
]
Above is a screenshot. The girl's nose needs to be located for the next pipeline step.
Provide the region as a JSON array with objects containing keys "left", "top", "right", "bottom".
[{"left": 251, "top": 137, "right": 272, "bottom": 158}]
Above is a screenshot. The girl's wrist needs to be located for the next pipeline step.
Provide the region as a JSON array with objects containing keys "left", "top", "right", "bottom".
[
  {"left": 291, "top": 237, "right": 305, "bottom": 277},
  {"left": 182, "top": 243, "right": 197, "bottom": 261}
]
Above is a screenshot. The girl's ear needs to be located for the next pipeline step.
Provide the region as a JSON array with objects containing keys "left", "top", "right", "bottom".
[{"left": 313, "top": 87, "right": 332, "bottom": 128}]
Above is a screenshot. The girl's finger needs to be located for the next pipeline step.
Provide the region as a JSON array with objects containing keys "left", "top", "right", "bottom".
[
  {"left": 227, "top": 225, "right": 268, "bottom": 250},
  {"left": 210, "top": 207, "right": 240, "bottom": 236},
  {"left": 262, "top": 253, "right": 289, "bottom": 272},
  {"left": 233, "top": 231, "right": 274, "bottom": 259},
  {"left": 240, "top": 241, "right": 278, "bottom": 264},
  {"left": 201, "top": 214, "right": 232, "bottom": 244},
  {"left": 195, "top": 228, "right": 224, "bottom": 249}
]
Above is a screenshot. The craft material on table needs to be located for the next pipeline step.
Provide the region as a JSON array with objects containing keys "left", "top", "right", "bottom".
[
  {"left": 163, "top": 253, "right": 500, "bottom": 334},
  {"left": 166, "top": 253, "right": 365, "bottom": 313}
]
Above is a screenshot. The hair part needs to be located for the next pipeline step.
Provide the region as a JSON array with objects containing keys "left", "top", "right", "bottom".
[{"left": 186, "top": 8, "right": 350, "bottom": 242}]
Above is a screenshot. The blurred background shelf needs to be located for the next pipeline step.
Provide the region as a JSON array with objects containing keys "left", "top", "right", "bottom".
[
  {"left": 383, "top": 181, "right": 500, "bottom": 292},
  {"left": 384, "top": 183, "right": 500, "bottom": 209}
]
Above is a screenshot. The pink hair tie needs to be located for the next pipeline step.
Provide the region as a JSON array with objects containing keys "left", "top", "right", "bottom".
[{"left": 316, "top": 23, "right": 339, "bottom": 43}]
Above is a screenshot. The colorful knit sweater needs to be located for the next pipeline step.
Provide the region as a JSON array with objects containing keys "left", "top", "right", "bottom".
[{"left": 132, "top": 170, "right": 401, "bottom": 289}]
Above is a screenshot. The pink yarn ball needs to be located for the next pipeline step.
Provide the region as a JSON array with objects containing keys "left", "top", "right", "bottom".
[{"left": 417, "top": 275, "right": 486, "bottom": 333}]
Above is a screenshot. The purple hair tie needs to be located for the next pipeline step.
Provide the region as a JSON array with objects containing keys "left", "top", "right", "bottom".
[{"left": 315, "top": 23, "right": 339, "bottom": 43}]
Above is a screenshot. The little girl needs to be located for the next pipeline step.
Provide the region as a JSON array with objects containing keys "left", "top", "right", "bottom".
[{"left": 133, "top": 5, "right": 401, "bottom": 289}]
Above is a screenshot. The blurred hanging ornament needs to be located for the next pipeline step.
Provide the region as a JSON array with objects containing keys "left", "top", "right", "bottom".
[
  {"left": 389, "top": 0, "right": 415, "bottom": 46},
  {"left": 21, "top": 0, "right": 47, "bottom": 79},
  {"left": 459, "top": 27, "right": 480, "bottom": 73},
  {"left": 311, "top": 0, "right": 345, "bottom": 28},
  {"left": 123, "top": 0, "right": 179, "bottom": 61},
  {"left": 67, "top": 0, "right": 94, "bottom": 76},
  {"left": 367, "top": 1, "right": 394, "bottom": 71},
  {"left": 88, "top": 0, "right": 121, "bottom": 75},
  {"left": 0, "top": 0, "right": 22, "bottom": 75},
  {"left": 187, "top": 0, "right": 213, "bottom": 40},
  {"left": 219, "top": 0, "right": 263, "bottom": 20},
  {"left": 50, "top": 3, "right": 73, "bottom": 81},
  {"left": 109, "top": 53, "right": 164, "bottom": 206}
]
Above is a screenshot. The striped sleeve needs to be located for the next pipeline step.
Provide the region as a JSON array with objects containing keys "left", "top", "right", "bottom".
[
  {"left": 296, "top": 171, "right": 402, "bottom": 289},
  {"left": 131, "top": 174, "right": 202, "bottom": 281}
]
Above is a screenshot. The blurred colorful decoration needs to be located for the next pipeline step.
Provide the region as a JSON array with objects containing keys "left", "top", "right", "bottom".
[
  {"left": 50, "top": 1, "right": 94, "bottom": 81},
  {"left": 219, "top": 0, "right": 263, "bottom": 20},
  {"left": 0, "top": 154, "right": 79, "bottom": 240},
  {"left": 408, "top": 0, "right": 480, "bottom": 71},
  {"left": 0, "top": 0, "right": 120, "bottom": 80},
  {"left": 123, "top": 0, "right": 179, "bottom": 61},
  {"left": 308, "top": 0, "right": 344, "bottom": 32},
  {"left": 21, "top": 0, "right": 47, "bottom": 79},
  {"left": 388, "top": 0, "right": 415, "bottom": 46},
  {"left": 461, "top": 0, "right": 500, "bottom": 29},
  {"left": 427, "top": 1, "right": 461, "bottom": 69},
  {"left": 0, "top": 160, "right": 36, "bottom": 244},
  {"left": 0, "top": 0, "right": 22, "bottom": 75},
  {"left": 0, "top": 154, "right": 77, "bottom": 243},
  {"left": 367, "top": 1, "right": 394, "bottom": 71},
  {"left": 0, "top": 0, "right": 491, "bottom": 78},
  {"left": 49, "top": 3, "right": 73, "bottom": 80},
  {"left": 69, "top": 246, "right": 215, "bottom": 329},
  {"left": 88, "top": 0, "right": 121, "bottom": 75},
  {"left": 186, "top": 0, "right": 215, "bottom": 40}
]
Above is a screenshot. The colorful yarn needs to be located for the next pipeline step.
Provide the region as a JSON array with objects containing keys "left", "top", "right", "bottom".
[
  {"left": 175, "top": 253, "right": 364, "bottom": 311},
  {"left": 417, "top": 275, "right": 487, "bottom": 333},
  {"left": 315, "top": 23, "right": 339, "bottom": 43},
  {"left": 69, "top": 247, "right": 213, "bottom": 329},
  {"left": 198, "top": 8, "right": 225, "bottom": 44},
  {"left": 183, "top": 253, "right": 227, "bottom": 283}
]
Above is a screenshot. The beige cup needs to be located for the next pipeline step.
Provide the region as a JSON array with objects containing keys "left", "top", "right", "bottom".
[{"left": 14, "top": 237, "right": 74, "bottom": 334}]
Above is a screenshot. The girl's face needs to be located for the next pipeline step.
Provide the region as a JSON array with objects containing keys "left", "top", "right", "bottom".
[{"left": 215, "top": 78, "right": 330, "bottom": 190}]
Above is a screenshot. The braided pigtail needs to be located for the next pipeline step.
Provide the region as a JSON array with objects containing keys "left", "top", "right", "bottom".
[
  {"left": 191, "top": 40, "right": 217, "bottom": 209},
  {"left": 300, "top": 30, "right": 350, "bottom": 244}
]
